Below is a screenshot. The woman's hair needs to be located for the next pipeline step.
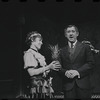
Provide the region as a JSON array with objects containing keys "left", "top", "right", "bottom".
[{"left": 25, "top": 31, "right": 43, "bottom": 46}]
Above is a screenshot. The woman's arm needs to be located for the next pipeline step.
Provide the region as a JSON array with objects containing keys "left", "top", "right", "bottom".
[
  {"left": 24, "top": 52, "right": 60, "bottom": 76},
  {"left": 27, "top": 65, "right": 50, "bottom": 76},
  {"left": 27, "top": 61, "right": 60, "bottom": 76}
]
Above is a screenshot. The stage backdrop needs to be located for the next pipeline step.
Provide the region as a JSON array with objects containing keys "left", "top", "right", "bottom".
[{"left": 0, "top": 1, "right": 100, "bottom": 98}]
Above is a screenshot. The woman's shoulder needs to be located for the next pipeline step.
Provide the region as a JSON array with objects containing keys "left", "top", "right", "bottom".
[
  {"left": 23, "top": 49, "right": 35, "bottom": 60},
  {"left": 23, "top": 49, "right": 45, "bottom": 60},
  {"left": 24, "top": 49, "right": 37, "bottom": 55}
]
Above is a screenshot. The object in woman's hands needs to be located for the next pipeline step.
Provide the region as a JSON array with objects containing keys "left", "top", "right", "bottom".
[
  {"left": 49, "top": 44, "right": 61, "bottom": 70},
  {"left": 54, "top": 60, "right": 61, "bottom": 71},
  {"left": 49, "top": 44, "right": 61, "bottom": 60},
  {"left": 49, "top": 59, "right": 61, "bottom": 71}
]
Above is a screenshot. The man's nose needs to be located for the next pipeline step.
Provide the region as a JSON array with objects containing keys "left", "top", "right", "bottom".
[{"left": 69, "top": 32, "right": 73, "bottom": 35}]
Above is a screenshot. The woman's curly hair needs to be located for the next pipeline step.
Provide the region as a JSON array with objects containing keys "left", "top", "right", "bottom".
[{"left": 25, "top": 31, "right": 43, "bottom": 46}]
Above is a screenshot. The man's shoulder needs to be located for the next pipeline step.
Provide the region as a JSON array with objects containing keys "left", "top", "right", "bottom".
[
  {"left": 81, "top": 41, "right": 90, "bottom": 48},
  {"left": 77, "top": 41, "right": 89, "bottom": 46},
  {"left": 79, "top": 41, "right": 92, "bottom": 52}
]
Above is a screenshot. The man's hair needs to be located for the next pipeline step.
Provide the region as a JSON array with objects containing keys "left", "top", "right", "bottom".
[{"left": 64, "top": 25, "right": 79, "bottom": 33}]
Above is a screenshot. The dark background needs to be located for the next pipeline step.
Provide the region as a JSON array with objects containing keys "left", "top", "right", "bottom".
[{"left": 0, "top": 0, "right": 100, "bottom": 98}]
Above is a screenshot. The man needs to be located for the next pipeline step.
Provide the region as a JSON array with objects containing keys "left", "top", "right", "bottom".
[{"left": 59, "top": 25, "right": 94, "bottom": 99}]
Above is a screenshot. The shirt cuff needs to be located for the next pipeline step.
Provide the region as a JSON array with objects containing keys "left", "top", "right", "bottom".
[{"left": 77, "top": 71, "right": 80, "bottom": 78}]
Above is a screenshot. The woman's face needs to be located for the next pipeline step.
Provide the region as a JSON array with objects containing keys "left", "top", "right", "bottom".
[{"left": 32, "top": 37, "right": 43, "bottom": 50}]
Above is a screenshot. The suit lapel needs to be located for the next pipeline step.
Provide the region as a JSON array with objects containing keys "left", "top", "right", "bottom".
[
  {"left": 71, "top": 41, "right": 83, "bottom": 63},
  {"left": 64, "top": 45, "right": 70, "bottom": 61}
]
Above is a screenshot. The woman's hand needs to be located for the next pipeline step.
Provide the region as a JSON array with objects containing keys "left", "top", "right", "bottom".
[{"left": 49, "top": 61, "right": 61, "bottom": 71}]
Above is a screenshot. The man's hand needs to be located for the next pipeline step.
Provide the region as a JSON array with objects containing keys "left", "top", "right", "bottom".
[{"left": 65, "top": 70, "right": 80, "bottom": 79}]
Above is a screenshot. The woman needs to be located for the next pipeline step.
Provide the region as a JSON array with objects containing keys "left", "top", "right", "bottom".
[{"left": 23, "top": 31, "right": 60, "bottom": 98}]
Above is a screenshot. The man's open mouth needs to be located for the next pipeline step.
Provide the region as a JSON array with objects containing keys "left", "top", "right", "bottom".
[{"left": 69, "top": 37, "right": 73, "bottom": 38}]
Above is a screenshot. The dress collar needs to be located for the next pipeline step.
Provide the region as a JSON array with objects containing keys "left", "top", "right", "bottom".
[{"left": 30, "top": 48, "right": 38, "bottom": 52}]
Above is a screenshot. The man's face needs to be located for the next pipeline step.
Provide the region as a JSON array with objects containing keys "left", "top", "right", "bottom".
[{"left": 65, "top": 26, "right": 79, "bottom": 43}]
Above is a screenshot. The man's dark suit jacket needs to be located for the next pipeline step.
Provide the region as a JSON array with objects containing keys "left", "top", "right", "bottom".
[{"left": 59, "top": 41, "right": 94, "bottom": 91}]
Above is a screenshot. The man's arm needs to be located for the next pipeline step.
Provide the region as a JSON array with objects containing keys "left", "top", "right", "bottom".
[{"left": 77, "top": 44, "right": 95, "bottom": 78}]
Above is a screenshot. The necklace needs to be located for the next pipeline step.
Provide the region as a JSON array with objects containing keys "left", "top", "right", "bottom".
[{"left": 30, "top": 48, "right": 38, "bottom": 52}]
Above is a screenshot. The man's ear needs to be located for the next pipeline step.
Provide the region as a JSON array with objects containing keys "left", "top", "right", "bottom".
[
  {"left": 64, "top": 33, "right": 67, "bottom": 38},
  {"left": 77, "top": 32, "right": 79, "bottom": 37}
]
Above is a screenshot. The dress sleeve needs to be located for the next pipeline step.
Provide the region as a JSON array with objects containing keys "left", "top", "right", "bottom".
[
  {"left": 23, "top": 51, "right": 49, "bottom": 76},
  {"left": 23, "top": 52, "right": 38, "bottom": 69}
]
